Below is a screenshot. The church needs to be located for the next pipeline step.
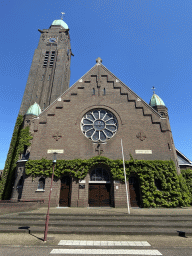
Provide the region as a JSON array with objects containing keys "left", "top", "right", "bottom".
[{"left": 7, "top": 18, "right": 191, "bottom": 208}]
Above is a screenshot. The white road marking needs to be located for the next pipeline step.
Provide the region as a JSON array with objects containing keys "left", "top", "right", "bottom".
[
  {"left": 50, "top": 248, "right": 162, "bottom": 255},
  {"left": 58, "top": 240, "right": 151, "bottom": 246}
]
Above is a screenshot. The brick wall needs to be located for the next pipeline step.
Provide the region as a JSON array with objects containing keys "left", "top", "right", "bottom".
[
  {"left": 19, "top": 63, "right": 179, "bottom": 207},
  {"left": 19, "top": 25, "right": 71, "bottom": 115},
  {"left": 29, "top": 64, "right": 177, "bottom": 165}
]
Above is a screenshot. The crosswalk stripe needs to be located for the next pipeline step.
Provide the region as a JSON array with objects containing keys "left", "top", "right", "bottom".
[
  {"left": 50, "top": 248, "right": 162, "bottom": 255},
  {"left": 58, "top": 240, "right": 151, "bottom": 246}
]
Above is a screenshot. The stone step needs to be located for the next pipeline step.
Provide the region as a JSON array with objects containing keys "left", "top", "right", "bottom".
[
  {"left": 0, "top": 225, "right": 191, "bottom": 236},
  {"left": 0, "top": 219, "right": 191, "bottom": 228},
  {"left": 18, "top": 212, "right": 192, "bottom": 217},
  {"left": 1, "top": 215, "right": 192, "bottom": 221}
]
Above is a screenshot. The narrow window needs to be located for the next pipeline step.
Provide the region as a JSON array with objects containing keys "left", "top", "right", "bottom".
[
  {"left": 93, "top": 88, "right": 95, "bottom": 95},
  {"left": 38, "top": 178, "right": 45, "bottom": 190},
  {"left": 43, "top": 51, "right": 49, "bottom": 68},
  {"left": 49, "top": 51, "right": 55, "bottom": 67},
  {"left": 103, "top": 88, "right": 106, "bottom": 95},
  {"left": 168, "top": 143, "right": 171, "bottom": 151}
]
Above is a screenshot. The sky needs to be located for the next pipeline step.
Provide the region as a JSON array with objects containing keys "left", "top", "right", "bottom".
[{"left": 0, "top": 0, "right": 192, "bottom": 169}]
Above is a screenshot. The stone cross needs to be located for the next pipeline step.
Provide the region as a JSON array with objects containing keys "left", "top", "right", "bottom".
[
  {"left": 53, "top": 132, "right": 62, "bottom": 141},
  {"left": 96, "top": 57, "right": 102, "bottom": 64},
  {"left": 136, "top": 132, "right": 146, "bottom": 141},
  {"left": 95, "top": 143, "right": 103, "bottom": 155}
]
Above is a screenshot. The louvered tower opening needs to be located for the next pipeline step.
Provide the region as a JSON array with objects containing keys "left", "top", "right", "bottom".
[
  {"left": 49, "top": 51, "right": 55, "bottom": 67},
  {"left": 43, "top": 51, "right": 49, "bottom": 68}
]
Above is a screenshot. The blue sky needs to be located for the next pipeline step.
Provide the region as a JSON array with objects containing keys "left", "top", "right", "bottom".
[{"left": 0, "top": 0, "right": 191, "bottom": 169}]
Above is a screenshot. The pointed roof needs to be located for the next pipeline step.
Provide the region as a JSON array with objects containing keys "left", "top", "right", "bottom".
[
  {"left": 149, "top": 93, "right": 165, "bottom": 107},
  {"left": 26, "top": 102, "right": 41, "bottom": 116},
  {"left": 37, "top": 58, "right": 162, "bottom": 120},
  {"left": 52, "top": 19, "right": 68, "bottom": 29},
  {"left": 176, "top": 149, "right": 192, "bottom": 167}
]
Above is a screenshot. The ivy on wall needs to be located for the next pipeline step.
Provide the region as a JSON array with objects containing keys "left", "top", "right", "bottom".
[
  {"left": 0, "top": 115, "right": 33, "bottom": 200},
  {"left": 181, "top": 169, "right": 192, "bottom": 203},
  {"left": 25, "top": 156, "right": 191, "bottom": 208}
]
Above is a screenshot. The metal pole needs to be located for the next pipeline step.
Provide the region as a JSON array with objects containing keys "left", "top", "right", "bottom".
[
  {"left": 44, "top": 163, "right": 55, "bottom": 242},
  {"left": 121, "top": 139, "right": 130, "bottom": 215}
]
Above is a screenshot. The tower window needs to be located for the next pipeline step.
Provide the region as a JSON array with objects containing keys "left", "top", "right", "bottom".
[
  {"left": 168, "top": 143, "right": 171, "bottom": 151},
  {"left": 93, "top": 88, "right": 95, "bottom": 95},
  {"left": 49, "top": 51, "right": 55, "bottom": 67},
  {"left": 103, "top": 88, "right": 106, "bottom": 95},
  {"left": 43, "top": 51, "right": 49, "bottom": 68}
]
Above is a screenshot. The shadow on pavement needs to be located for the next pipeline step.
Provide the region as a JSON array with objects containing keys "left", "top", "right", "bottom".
[{"left": 18, "top": 226, "right": 44, "bottom": 241}]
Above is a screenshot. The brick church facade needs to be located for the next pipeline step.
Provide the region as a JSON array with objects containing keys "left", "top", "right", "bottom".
[{"left": 10, "top": 18, "right": 186, "bottom": 208}]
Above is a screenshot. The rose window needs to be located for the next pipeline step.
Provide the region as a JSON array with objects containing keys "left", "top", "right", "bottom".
[{"left": 81, "top": 109, "right": 118, "bottom": 142}]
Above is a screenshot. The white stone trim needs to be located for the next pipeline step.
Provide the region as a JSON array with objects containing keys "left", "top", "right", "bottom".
[
  {"left": 89, "top": 181, "right": 111, "bottom": 183},
  {"left": 35, "top": 189, "right": 45, "bottom": 192}
]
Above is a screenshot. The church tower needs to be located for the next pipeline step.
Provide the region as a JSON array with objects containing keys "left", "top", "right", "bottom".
[
  {"left": 19, "top": 16, "right": 73, "bottom": 115},
  {"left": 149, "top": 91, "right": 180, "bottom": 173}
]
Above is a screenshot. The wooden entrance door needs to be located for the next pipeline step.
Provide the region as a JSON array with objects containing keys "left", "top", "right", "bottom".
[
  {"left": 89, "top": 184, "right": 111, "bottom": 207},
  {"left": 59, "top": 176, "right": 71, "bottom": 207},
  {"left": 129, "top": 177, "right": 141, "bottom": 207}
]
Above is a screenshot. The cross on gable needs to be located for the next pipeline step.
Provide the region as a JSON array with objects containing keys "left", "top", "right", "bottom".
[
  {"left": 136, "top": 132, "right": 147, "bottom": 141},
  {"left": 53, "top": 132, "right": 62, "bottom": 141},
  {"left": 95, "top": 143, "right": 104, "bottom": 155}
]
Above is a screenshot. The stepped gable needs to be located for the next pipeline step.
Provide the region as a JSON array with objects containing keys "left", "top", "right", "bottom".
[{"left": 35, "top": 61, "right": 169, "bottom": 133}]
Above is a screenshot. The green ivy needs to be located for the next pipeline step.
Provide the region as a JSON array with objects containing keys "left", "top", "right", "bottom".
[
  {"left": 181, "top": 169, "right": 192, "bottom": 204},
  {"left": 25, "top": 156, "right": 191, "bottom": 208},
  {"left": 0, "top": 115, "right": 33, "bottom": 200}
]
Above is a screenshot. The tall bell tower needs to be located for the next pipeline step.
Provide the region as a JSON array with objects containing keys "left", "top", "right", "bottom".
[{"left": 19, "top": 16, "right": 73, "bottom": 115}]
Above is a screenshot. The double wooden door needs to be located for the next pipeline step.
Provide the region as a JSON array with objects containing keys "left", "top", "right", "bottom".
[
  {"left": 129, "top": 177, "right": 141, "bottom": 207},
  {"left": 59, "top": 176, "right": 71, "bottom": 207},
  {"left": 89, "top": 183, "right": 111, "bottom": 207}
]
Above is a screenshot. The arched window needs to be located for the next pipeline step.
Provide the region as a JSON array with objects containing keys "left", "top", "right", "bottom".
[
  {"left": 38, "top": 178, "right": 45, "bottom": 190},
  {"left": 90, "top": 167, "right": 109, "bottom": 181}
]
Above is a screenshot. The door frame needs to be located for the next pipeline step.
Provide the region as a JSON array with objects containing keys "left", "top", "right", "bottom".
[
  {"left": 88, "top": 182, "right": 112, "bottom": 207},
  {"left": 88, "top": 164, "right": 114, "bottom": 207},
  {"left": 59, "top": 175, "right": 72, "bottom": 207}
]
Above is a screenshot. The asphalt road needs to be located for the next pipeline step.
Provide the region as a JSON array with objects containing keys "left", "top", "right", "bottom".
[
  {"left": 0, "top": 245, "right": 192, "bottom": 256},
  {"left": 0, "top": 233, "right": 192, "bottom": 256}
]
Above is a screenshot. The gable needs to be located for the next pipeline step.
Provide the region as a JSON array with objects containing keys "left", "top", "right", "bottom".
[
  {"left": 176, "top": 149, "right": 192, "bottom": 166},
  {"left": 36, "top": 62, "right": 169, "bottom": 132}
]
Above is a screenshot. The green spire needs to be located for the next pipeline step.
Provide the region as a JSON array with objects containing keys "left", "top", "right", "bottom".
[
  {"left": 149, "top": 94, "right": 165, "bottom": 107},
  {"left": 26, "top": 102, "right": 41, "bottom": 116},
  {"left": 52, "top": 19, "right": 68, "bottom": 29}
]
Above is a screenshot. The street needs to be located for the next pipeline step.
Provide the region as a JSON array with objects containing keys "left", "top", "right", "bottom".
[{"left": 0, "top": 233, "right": 192, "bottom": 255}]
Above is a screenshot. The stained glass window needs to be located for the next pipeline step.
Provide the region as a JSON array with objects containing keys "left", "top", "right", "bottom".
[{"left": 81, "top": 109, "right": 118, "bottom": 142}]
